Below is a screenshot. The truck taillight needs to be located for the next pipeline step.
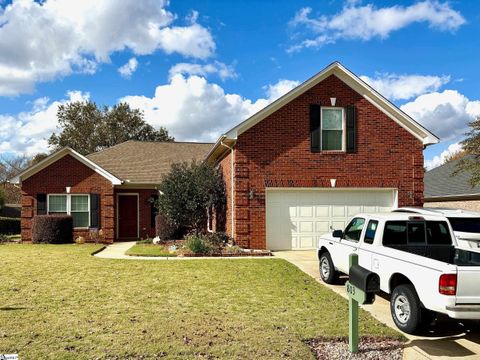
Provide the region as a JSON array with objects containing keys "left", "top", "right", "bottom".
[{"left": 439, "top": 274, "right": 457, "bottom": 296}]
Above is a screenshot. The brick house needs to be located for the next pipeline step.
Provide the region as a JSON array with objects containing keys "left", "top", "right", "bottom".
[
  {"left": 11, "top": 141, "right": 212, "bottom": 243},
  {"left": 207, "top": 62, "right": 439, "bottom": 250},
  {"left": 12, "top": 62, "right": 439, "bottom": 249}
]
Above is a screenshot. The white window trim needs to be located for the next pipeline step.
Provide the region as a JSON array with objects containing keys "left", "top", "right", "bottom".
[
  {"left": 320, "top": 106, "right": 346, "bottom": 152},
  {"left": 47, "top": 194, "right": 90, "bottom": 229}
]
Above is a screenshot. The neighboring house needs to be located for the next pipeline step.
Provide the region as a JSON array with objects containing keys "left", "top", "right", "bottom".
[
  {"left": 424, "top": 156, "right": 480, "bottom": 211},
  {"left": 207, "top": 61, "right": 438, "bottom": 250},
  {"left": 11, "top": 141, "right": 212, "bottom": 243}
]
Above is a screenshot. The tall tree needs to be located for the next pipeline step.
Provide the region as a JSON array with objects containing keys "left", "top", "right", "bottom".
[
  {"left": 454, "top": 117, "right": 480, "bottom": 185},
  {"left": 49, "top": 101, "right": 173, "bottom": 155}
]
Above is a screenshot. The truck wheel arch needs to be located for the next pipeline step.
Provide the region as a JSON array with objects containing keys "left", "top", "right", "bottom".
[
  {"left": 389, "top": 273, "right": 413, "bottom": 294},
  {"left": 318, "top": 246, "right": 329, "bottom": 260}
]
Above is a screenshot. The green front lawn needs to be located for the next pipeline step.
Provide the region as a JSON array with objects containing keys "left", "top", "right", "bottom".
[
  {"left": 0, "top": 244, "right": 400, "bottom": 359},
  {"left": 126, "top": 243, "right": 177, "bottom": 257}
]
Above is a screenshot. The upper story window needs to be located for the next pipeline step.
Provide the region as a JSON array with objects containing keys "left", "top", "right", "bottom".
[{"left": 321, "top": 107, "right": 345, "bottom": 151}]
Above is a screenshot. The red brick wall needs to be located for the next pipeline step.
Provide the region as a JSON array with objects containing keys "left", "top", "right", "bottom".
[
  {"left": 21, "top": 154, "right": 115, "bottom": 243},
  {"left": 115, "top": 188, "right": 158, "bottom": 239},
  {"left": 230, "top": 74, "right": 424, "bottom": 249}
]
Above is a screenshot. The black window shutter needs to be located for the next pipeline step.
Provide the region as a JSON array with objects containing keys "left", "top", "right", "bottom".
[
  {"left": 346, "top": 105, "right": 357, "bottom": 153},
  {"left": 150, "top": 195, "right": 158, "bottom": 228},
  {"left": 37, "top": 193, "right": 47, "bottom": 215},
  {"left": 90, "top": 194, "right": 100, "bottom": 228},
  {"left": 310, "top": 104, "right": 321, "bottom": 152}
]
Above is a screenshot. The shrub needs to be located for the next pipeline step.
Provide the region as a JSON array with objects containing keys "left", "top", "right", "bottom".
[
  {"left": 184, "top": 234, "right": 211, "bottom": 254},
  {"left": 32, "top": 215, "right": 73, "bottom": 244},
  {"left": 0, "top": 216, "right": 20, "bottom": 235},
  {"left": 155, "top": 214, "right": 175, "bottom": 241},
  {"left": 157, "top": 161, "right": 226, "bottom": 231},
  {"left": 0, "top": 188, "right": 5, "bottom": 210},
  {"left": 205, "top": 232, "right": 232, "bottom": 247},
  {"left": 0, "top": 233, "right": 8, "bottom": 244}
]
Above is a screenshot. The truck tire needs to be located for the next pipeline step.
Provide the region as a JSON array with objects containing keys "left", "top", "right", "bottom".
[
  {"left": 319, "top": 252, "right": 338, "bottom": 284},
  {"left": 390, "top": 284, "right": 422, "bottom": 334}
]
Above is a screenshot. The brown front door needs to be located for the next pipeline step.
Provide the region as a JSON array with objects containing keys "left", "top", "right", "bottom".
[{"left": 118, "top": 195, "right": 138, "bottom": 239}]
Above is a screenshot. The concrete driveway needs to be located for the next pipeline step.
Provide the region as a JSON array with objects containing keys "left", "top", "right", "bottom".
[{"left": 274, "top": 250, "right": 480, "bottom": 360}]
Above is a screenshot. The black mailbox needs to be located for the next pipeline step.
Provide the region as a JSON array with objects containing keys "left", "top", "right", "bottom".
[{"left": 349, "top": 265, "right": 380, "bottom": 294}]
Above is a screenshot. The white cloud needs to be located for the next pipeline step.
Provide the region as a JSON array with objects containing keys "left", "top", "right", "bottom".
[
  {"left": 0, "top": 91, "right": 90, "bottom": 155},
  {"left": 118, "top": 58, "right": 138, "bottom": 79},
  {"left": 425, "top": 142, "right": 462, "bottom": 170},
  {"left": 360, "top": 73, "right": 450, "bottom": 100},
  {"left": 401, "top": 90, "right": 480, "bottom": 141},
  {"left": 168, "top": 61, "right": 237, "bottom": 81},
  {"left": 121, "top": 75, "right": 299, "bottom": 142},
  {"left": 0, "top": 0, "right": 215, "bottom": 96},
  {"left": 289, "top": 1, "right": 465, "bottom": 51}
]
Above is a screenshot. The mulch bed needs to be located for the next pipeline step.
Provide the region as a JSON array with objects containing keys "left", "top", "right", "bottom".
[
  {"left": 306, "top": 337, "right": 404, "bottom": 360},
  {"left": 181, "top": 251, "right": 272, "bottom": 257}
]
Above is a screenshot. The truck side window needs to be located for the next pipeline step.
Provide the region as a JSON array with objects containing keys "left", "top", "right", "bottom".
[
  {"left": 364, "top": 220, "right": 378, "bottom": 244},
  {"left": 426, "top": 221, "right": 452, "bottom": 245},
  {"left": 383, "top": 221, "right": 407, "bottom": 246},
  {"left": 344, "top": 217, "right": 365, "bottom": 242}
]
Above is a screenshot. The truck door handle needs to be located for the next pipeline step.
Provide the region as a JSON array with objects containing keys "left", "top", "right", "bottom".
[{"left": 329, "top": 241, "right": 333, "bottom": 245}]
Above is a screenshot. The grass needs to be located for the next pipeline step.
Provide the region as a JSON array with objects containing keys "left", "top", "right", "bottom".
[
  {"left": 126, "top": 243, "right": 177, "bottom": 257},
  {"left": 0, "top": 244, "right": 400, "bottom": 359}
]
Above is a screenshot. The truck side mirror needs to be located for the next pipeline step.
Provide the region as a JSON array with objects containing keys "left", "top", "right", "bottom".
[{"left": 332, "top": 230, "right": 343, "bottom": 238}]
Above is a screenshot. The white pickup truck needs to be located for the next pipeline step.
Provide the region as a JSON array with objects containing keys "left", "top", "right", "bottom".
[{"left": 317, "top": 212, "right": 480, "bottom": 334}]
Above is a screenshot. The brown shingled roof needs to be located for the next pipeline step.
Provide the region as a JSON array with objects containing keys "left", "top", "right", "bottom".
[{"left": 86, "top": 141, "right": 214, "bottom": 184}]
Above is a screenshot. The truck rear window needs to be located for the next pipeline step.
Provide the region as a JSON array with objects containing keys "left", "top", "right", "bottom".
[
  {"left": 447, "top": 217, "right": 480, "bottom": 233},
  {"left": 383, "top": 221, "right": 451, "bottom": 246}
]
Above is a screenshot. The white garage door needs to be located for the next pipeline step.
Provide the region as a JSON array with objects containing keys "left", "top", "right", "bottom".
[{"left": 266, "top": 189, "right": 396, "bottom": 250}]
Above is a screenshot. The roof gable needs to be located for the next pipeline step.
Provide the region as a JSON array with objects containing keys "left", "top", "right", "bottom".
[
  {"left": 10, "top": 147, "right": 122, "bottom": 185},
  {"left": 206, "top": 61, "right": 439, "bottom": 163}
]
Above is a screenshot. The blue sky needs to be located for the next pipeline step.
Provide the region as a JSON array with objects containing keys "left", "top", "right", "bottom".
[{"left": 0, "top": 0, "right": 478, "bottom": 169}]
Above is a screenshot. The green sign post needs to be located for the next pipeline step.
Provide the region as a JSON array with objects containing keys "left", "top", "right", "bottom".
[{"left": 346, "top": 253, "right": 359, "bottom": 353}]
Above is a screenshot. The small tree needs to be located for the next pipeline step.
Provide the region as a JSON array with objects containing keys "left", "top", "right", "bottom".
[
  {"left": 157, "top": 162, "right": 225, "bottom": 232},
  {"left": 454, "top": 117, "right": 480, "bottom": 186}
]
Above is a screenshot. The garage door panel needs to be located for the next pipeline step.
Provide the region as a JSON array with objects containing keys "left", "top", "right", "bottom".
[
  {"left": 332, "top": 206, "right": 345, "bottom": 217},
  {"left": 316, "top": 221, "right": 330, "bottom": 233},
  {"left": 347, "top": 206, "right": 362, "bottom": 216},
  {"left": 332, "top": 221, "right": 347, "bottom": 230},
  {"left": 266, "top": 189, "right": 396, "bottom": 250},
  {"left": 299, "top": 221, "right": 313, "bottom": 233},
  {"left": 315, "top": 206, "right": 329, "bottom": 217}
]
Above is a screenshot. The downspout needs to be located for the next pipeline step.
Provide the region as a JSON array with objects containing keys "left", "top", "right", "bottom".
[{"left": 220, "top": 139, "right": 235, "bottom": 239}]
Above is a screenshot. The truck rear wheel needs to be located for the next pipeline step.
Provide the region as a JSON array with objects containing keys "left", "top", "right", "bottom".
[
  {"left": 319, "top": 252, "right": 338, "bottom": 284},
  {"left": 390, "top": 284, "right": 422, "bottom": 334}
]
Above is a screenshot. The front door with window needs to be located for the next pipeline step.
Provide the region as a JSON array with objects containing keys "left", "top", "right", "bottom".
[{"left": 118, "top": 195, "right": 138, "bottom": 239}]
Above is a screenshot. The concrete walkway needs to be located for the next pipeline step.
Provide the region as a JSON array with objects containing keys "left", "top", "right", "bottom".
[
  {"left": 94, "top": 241, "right": 276, "bottom": 260},
  {"left": 274, "top": 250, "right": 480, "bottom": 360}
]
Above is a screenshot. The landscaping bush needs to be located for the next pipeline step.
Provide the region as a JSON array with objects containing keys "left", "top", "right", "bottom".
[
  {"left": 0, "top": 233, "right": 8, "bottom": 244},
  {"left": 184, "top": 234, "right": 211, "bottom": 254},
  {"left": 0, "top": 216, "right": 20, "bottom": 235},
  {"left": 157, "top": 161, "right": 226, "bottom": 231},
  {"left": 155, "top": 213, "right": 175, "bottom": 241},
  {"left": 32, "top": 215, "right": 73, "bottom": 244}
]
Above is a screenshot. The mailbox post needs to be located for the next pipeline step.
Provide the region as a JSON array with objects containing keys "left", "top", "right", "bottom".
[
  {"left": 347, "top": 253, "right": 359, "bottom": 353},
  {"left": 345, "top": 253, "right": 380, "bottom": 353}
]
